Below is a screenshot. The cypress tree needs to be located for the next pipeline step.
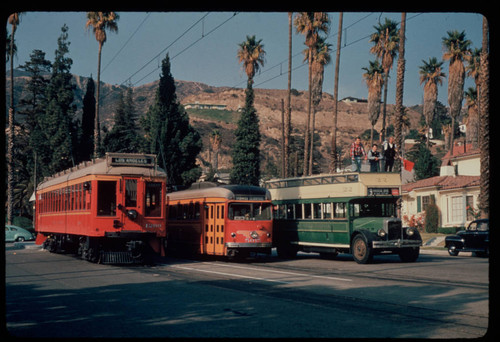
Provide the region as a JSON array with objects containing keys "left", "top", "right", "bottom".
[
  {"left": 230, "top": 83, "right": 261, "bottom": 186},
  {"left": 103, "top": 87, "right": 143, "bottom": 153},
  {"left": 141, "top": 54, "right": 202, "bottom": 186},
  {"left": 80, "top": 76, "right": 96, "bottom": 161},
  {"left": 42, "top": 24, "right": 77, "bottom": 174}
]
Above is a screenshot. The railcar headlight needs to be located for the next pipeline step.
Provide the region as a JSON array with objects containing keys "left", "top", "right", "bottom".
[
  {"left": 406, "top": 227, "right": 415, "bottom": 236},
  {"left": 377, "top": 229, "right": 387, "bottom": 238},
  {"left": 231, "top": 233, "right": 236, "bottom": 238},
  {"left": 250, "top": 231, "right": 259, "bottom": 239}
]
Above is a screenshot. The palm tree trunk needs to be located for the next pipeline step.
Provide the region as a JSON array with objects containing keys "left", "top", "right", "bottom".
[
  {"left": 331, "top": 12, "right": 343, "bottom": 173},
  {"left": 395, "top": 13, "right": 406, "bottom": 173},
  {"left": 309, "top": 106, "right": 316, "bottom": 174},
  {"left": 94, "top": 42, "right": 103, "bottom": 159},
  {"left": 285, "top": 12, "right": 292, "bottom": 178},
  {"left": 303, "top": 49, "right": 312, "bottom": 176},
  {"left": 479, "top": 16, "right": 489, "bottom": 219},
  {"left": 7, "top": 27, "right": 16, "bottom": 225},
  {"left": 381, "top": 72, "right": 389, "bottom": 142}
]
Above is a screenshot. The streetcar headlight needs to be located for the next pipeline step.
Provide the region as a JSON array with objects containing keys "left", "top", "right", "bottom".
[
  {"left": 407, "top": 227, "right": 415, "bottom": 236},
  {"left": 231, "top": 233, "right": 236, "bottom": 238},
  {"left": 250, "top": 231, "right": 259, "bottom": 239},
  {"left": 377, "top": 229, "right": 387, "bottom": 238}
]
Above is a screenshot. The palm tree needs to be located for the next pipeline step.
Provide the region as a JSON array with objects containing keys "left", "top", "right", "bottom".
[
  {"left": 237, "top": 35, "right": 266, "bottom": 87},
  {"left": 7, "top": 13, "right": 20, "bottom": 226},
  {"left": 362, "top": 60, "right": 385, "bottom": 147},
  {"left": 231, "top": 35, "right": 266, "bottom": 185},
  {"left": 478, "top": 17, "right": 489, "bottom": 219},
  {"left": 330, "top": 12, "right": 343, "bottom": 173},
  {"left": 394, "top": 12, "right": 406, "bottom": 173},
  {"left": 85, "top": 12, "right": 119, "bottom": 159},
  {"left": 370, "top": 18, "right": 399, "bottom": 142},
  {"left": 464, "top": 87, "right": 479, "bottom": 148},
  {"left": 306, "top": 36, "right": 331, "bottom": 174},
  {"left": 442, "top": 30, "right": 471, "bottom": 152},
  {"left": 419, "top": 57, "right": 445, "bottom": 147},
  {"left": 294, "top": 12, "right": 330, "bottom": 176}
]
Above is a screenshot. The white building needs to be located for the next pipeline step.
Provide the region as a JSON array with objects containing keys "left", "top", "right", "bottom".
[{"left": 401, "top": 143, "right": 480, "bottom": 228}]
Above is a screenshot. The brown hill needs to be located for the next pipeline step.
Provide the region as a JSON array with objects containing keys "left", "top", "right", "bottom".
[{"left": 6, "top": 72, "right": 422, "bottom": 175}]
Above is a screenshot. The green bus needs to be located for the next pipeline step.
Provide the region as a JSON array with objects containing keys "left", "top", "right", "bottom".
[{"left": 265, "top": 172, "right": 422, "bottom": 264}]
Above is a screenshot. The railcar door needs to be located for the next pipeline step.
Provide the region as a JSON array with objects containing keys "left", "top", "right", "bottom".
[
  {"left": 120, "top": 178, "right": 142, "bottom": 231},
  {"left": 203, "top": 203, "right": 225, "bottom": 255}
]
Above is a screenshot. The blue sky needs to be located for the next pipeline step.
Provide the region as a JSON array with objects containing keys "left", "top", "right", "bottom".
[{"left": 8, "top": 11, "right": 484, "bottom": 106}]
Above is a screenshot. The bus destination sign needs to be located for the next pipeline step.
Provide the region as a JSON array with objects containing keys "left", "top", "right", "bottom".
[{"left": 368, "top": 187, "right": 400, "bottom": 196}]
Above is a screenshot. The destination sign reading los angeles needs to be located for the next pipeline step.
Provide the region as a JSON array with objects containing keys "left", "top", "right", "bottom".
[{"left": 107, "top": 153, "right": 156, "bottom": 167}]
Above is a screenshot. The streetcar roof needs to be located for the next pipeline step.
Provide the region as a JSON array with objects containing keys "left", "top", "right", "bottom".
[
  {"left": 167, "top": 184, "right": 271, "bottom": 201},
  {"left": 36, "top": 153, "right": 166, "bottom": 190}
]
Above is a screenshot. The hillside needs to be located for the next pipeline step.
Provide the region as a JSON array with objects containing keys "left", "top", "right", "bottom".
[{"left": 6, "top": 71, "right": 423, "bottom": 175}]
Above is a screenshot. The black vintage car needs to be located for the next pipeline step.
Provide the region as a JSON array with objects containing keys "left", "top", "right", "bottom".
[{"left": 444, "top": 219, "right": 489, "bottom": 257}]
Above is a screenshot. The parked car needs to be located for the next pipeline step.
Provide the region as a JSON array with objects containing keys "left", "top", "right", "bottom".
[
  {"left": 5, "top": 225, "right": 35, "bottom": 242},
  {"left": 444, "top": 219, "right": 489, "bottom": 257}
]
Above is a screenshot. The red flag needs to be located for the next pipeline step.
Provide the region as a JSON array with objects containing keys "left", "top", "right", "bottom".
[{"left": 403, "top": 159, "right": 414, "bottom": 172}]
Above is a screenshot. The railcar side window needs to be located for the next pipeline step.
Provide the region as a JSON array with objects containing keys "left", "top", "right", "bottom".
[
  {"left": 145, "top": 182, "right": 162, "bottom": 217},
  {"left": 97, "top": 181, "right": 116, "bottom": 216}
]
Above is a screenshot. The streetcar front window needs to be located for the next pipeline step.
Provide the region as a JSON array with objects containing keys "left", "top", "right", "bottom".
[
  {"left": 228, "top": 203, "right": 271, "bottom": 220},
  {"left": 145, "top": 182, "right": 162, "bottom": 217}
]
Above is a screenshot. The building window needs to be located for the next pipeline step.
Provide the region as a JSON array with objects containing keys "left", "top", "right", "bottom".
[{"left": 450, "top": 196, "right": 463, "bottom": 223}]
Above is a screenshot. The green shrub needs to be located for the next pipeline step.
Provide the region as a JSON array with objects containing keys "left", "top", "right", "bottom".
[{"left": 424, "top": 202, "right": 440, "bottom": 233}]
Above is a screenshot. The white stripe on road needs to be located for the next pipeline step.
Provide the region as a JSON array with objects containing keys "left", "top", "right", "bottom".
[
  {"left": 171, "top": 265, "right": 291, "bottom": 284},
  {"left": 215, "top": 263, "right": 353, "bottom": 282},
  {"left": 172, "top": 262, "right": 352, "bottom": 284}
]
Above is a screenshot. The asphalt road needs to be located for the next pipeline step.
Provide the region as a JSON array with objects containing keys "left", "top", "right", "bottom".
[{"left": 5, "top": 242, "right": 490, "bottom": 338}]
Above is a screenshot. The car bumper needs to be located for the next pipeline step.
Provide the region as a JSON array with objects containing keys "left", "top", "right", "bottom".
[
  {"left": 226, "top": 242, "right": 273, "bottom": 248},
  {"left": 372, "top": 239, "right": 422, "bottom": 249}
]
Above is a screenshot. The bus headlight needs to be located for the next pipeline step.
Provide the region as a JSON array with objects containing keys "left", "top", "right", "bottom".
[{"left": 377, "top": 229, "right": 387, "bottom": 238}]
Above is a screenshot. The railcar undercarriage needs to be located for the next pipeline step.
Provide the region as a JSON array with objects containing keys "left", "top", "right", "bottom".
[{"left": 42, "top": 234, "right": 154, "bottom": 264}]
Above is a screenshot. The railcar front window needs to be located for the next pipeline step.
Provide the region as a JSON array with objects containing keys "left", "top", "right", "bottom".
[
  {"left": 125, "top": 179, "right": 137, "bottom": 207},
  {"left": 97, "top": 181, "right": 116, "bottom": 216},
  {"left": 145, "top": 182, "right": 162, "bottom": 217},
  {"left": 229, "top": 203, "right": 271, "bottom": 220}
]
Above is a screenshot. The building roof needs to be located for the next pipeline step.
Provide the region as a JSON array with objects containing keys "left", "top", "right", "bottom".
[
  {"left": 402, "top": 175, "right": 479, "bottom": 193},
  {"left": 441, "top": 143, "right": 480, "bottom": 165}
]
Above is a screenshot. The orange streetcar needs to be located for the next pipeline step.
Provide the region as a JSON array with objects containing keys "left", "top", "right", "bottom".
[
  {"left": 35, "top": 153, "right": 167, "bottom": 264},
  {"left": 166, "top": 183, "right": 273, "bottom": 258}
]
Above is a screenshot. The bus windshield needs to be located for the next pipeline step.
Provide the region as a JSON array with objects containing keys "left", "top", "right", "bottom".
[
  {"left": 228, "top": 202, "right": 272, "bottom": 221},
  {"left": 350, "top": 198, "right": 397, "bottom": 218}
]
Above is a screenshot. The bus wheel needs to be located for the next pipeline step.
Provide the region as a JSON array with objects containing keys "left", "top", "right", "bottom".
[{"left": 352, "top": 235, "right": 373, "bottom": 264}]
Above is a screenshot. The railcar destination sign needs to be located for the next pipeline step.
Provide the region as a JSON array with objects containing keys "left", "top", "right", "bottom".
[{"left": 107, "top": 153, "right": 156, "bottom": 167}]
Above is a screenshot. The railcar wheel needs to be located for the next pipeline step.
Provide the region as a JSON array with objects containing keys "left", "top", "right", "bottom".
[{"left": 352, "top": 234, "right": 373, "bottom": 264}]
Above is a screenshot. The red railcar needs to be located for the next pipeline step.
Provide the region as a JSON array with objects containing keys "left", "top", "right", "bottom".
[
  {"left": 35, "top": 153, "right": 167, "bottom": 263},
  {"left": 166, "top": 184, "right": 273, "bottom": 258}
]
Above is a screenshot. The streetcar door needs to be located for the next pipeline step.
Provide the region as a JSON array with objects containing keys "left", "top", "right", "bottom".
[
  {"left": 120, "top": 178, "right": 141, "bottom": 230},
  {"left": 214, "top": 203, "right": 225, "bottom": 255},
  {"left": 204, "top": 203, "right": 225, "bottom": 255},
  {"left": 204, "top": 203, "right": 215, "bottom": 254}
]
